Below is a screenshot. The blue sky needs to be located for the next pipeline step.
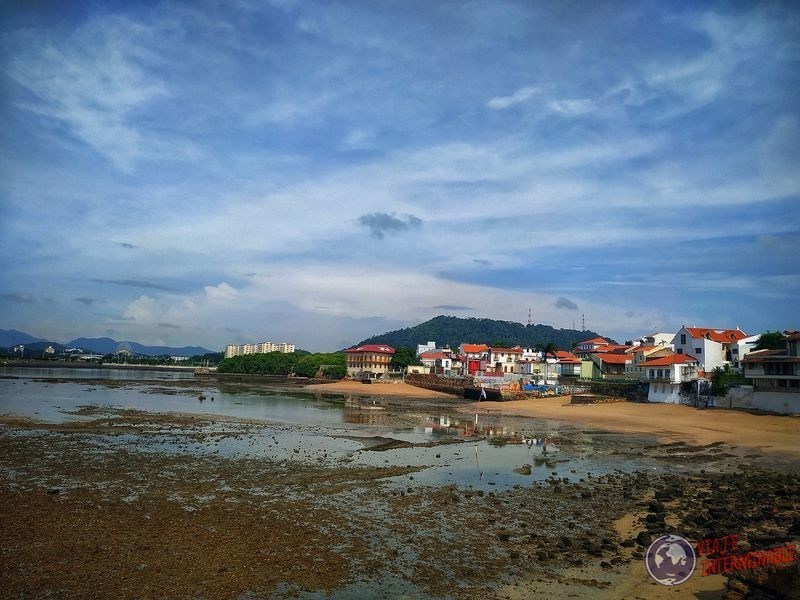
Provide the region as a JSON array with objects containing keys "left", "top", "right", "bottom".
[{"left": 1, "top": 0, "right": 798, "bottom": 351}]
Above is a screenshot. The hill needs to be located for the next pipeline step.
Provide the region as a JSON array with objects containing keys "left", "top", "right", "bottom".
[
  {"left": 353, "top": 315, "right": 613, "bottom": 351},
  {"left": 0, "top": 330, "right": 214, "bottom": 356},
  {"left": 0, "top": 329, "right": 47, "bottom": 347}
]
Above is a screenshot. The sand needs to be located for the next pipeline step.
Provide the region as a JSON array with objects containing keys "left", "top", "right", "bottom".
[
  {"left": 467, "top": 396, "right": 800, "bottom": 457},
  {"left": 304, "top": 379, "right": 456, "bottom": 398}
]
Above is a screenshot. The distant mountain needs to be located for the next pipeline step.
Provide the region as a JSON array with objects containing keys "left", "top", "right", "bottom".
[
  {"left": 0, "top": 330, "right": 215, "bottom": 356},
  {"left": 353, "top": 315, "right": 614, "bottom": 351},
  {"left": 66, "top": 337, "right": 214, "bottom": 356},
  {"left": 0, "top": 329, "right": 47, "bottom": 347}
]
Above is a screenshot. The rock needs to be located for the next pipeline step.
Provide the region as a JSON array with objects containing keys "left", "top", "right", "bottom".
[
  {"left": 648, "top": 499, "right": 665, "bottom": 513},
  {"left": 636, "top": 531, "right": 651, "bottom": 547},
  {"left": 46, "top": 488, "right": 62, "bottom": 495}
]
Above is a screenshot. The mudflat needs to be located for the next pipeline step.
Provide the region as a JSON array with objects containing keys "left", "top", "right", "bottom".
[{"left": 1, "top": 375, "right": 798, "bottom": 598}]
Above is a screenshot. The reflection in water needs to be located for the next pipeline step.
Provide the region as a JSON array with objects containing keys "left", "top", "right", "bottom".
[
  {"left": 342, "top": 397, "right": 388, "bottom": 425},
  {"left": 414, "top": 414, "right": 560, "bottom": 453}
]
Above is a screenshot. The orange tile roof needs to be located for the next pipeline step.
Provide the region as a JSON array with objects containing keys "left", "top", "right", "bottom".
[
  {"left": 345, "top": 344, "right": 396, "bottom": 354},
  {"left": 594, "top": 353, "right": 631, "bottom": 364},
  {"left": 629, "top": 345, "right": 658, "bottom": 353},
  {"left": 490, "top": 347, "right": 523, "bottom": 354},
  {"left": 461, "top": 344, "right": 489, "bottom": 353},
  {"left": 641, "top": 355, "right": 699, "bottom": 367},
  {"left": 684, "top": 327, "right": 748, "bottom": 343},
  {"left": 577, "top": 337, "right": 608, "bottom": 346}
]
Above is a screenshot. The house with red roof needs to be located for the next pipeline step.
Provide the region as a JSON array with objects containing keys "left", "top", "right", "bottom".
[
  {"left": 625, "top": 344, "right": 674, "bottom": 380},
  {"left": 573, "top": 337, "right": 610, "bottom": 359},
  {"left": 672, "top": 326, "right": 748, "bottom": 372},
  {"left": 419, "top": 349, "right": 454, "bottom": 375},
  {"left": 459, "top": 343, "right": 489, "bottom": 375},
  {"left": 640, "top": 354, "right": 701, "bottom": 403},
  {"left": 591, "top": 352, "right": 633, "bottom": 379},
  {"left": 555, "top": 350, "right": 582, "bottom": 377},
  {"left": 344, "top": 344, "right": 395, "bottom": 379}
]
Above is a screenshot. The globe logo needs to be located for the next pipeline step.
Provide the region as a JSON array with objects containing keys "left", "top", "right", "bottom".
[{"left": 645, "top": 534, "right": 696, "bottom": 585}]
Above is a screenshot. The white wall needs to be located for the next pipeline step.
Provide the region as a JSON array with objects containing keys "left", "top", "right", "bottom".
[
  {"left": 724, "top": 386, "right": 800, "bottom": 414},
  {"left": 647, "top": 382, "right": 683, "bottom": 403}
]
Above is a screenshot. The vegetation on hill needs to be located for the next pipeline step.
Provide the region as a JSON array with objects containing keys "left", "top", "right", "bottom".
[
  {"left": 217, "top": 352, "right": 346, "bottom": 379},
  {"left": 354, "top": 315, "right": 611, "bottom": 351}
]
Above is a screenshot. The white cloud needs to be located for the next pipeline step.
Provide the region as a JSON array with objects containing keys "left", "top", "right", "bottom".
[
  {"left": 487, "top": 85, "right": 539, "bottom": 109},
  {"left": 122, "top": 295, "right": 159, "bottom": 321},
  {"left": 548, "top": 98, "right": 595, "bottom": 116}
]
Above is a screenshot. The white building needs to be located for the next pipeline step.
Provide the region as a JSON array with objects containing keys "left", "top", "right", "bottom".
[
  {"left": 641, "top": 354, "right": 700, "bottom": 403},
  {"left": 728, "top": 335, "right": 759, "bottom": 370},
  {"left": 417, "top": 341, "right": 437, "bottom": 356},
  {"left": 671, "top": 326, "right": 748, "bottom": 373},
  {"left": 738, "top": 331, "right": 800, "bottom": 414},
  {"left": 484, "top": 347, "right": 523, "bottom": 374},
  {"left": 225, "top": 341, "right": 295, "bottom": 358}
]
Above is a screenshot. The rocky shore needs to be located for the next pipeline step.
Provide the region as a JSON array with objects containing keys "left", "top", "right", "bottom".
[{"left": 0, "top": 399, "right": 797, "bottom": 599}]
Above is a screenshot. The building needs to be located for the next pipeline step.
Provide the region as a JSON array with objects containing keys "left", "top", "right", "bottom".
[
  {"left": 641, "top": 354, "right": 700, "bottom": 403},
  {"left": 671, "top": 326, "right": 748, "bottom": 373},
  {"left": 555, "top": 351, "right": 582, "bottom": 377},
  {"left": 416, "top": 341, "right": 437, "bottom": 356},
  {"left": 591, "top": 352, "right": 633, "bottom": 379},
  {"left": 739, "top": 331, "right": 800, "bottom": 414},
  {"left": 573, "top": 337, "right": 610, "bottom": 359},
  {"left": 484, "top": 347, "right": 523, "bottom": 374},
  {"left": 728, "top": 335, "right": 760, "bottom": 370},
  {"left": 225, "top": 341, "right": 295, "bottom": 358},
  {"left": 419, "top": 349, "right": 453, "bottom": 375},
  {"left": 460, "top": 343, "right": 489, "bottom": 375},
  {"left": 625, "top": 344, "right": 673, "bottom": 380},
  {"left": 344, "top": 344, "right": 396, "bottom": 379}
]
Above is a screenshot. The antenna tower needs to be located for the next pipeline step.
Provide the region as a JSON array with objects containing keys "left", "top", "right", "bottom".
[
  {"left": 527, "top": 307, "right": 532, "bottom": 326},
  {"left": 582, "top": 314, "right": 585, "bottom": 331}
]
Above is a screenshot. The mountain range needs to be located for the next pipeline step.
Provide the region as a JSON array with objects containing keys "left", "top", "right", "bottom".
[
  {"left": 0, "top": 329, "right": 215, "bottom": 357},
  {"left": 354, "top": 315, "right": 613, "bottom": 351}
]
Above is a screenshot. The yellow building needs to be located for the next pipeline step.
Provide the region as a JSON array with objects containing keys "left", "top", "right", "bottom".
[{"left": 344, "top": 344, "right": 396, "bottom": 379}]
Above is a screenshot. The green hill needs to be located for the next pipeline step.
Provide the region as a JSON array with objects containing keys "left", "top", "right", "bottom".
[{"left": 353, "top": 315, "right": 613, "bottom": 351}]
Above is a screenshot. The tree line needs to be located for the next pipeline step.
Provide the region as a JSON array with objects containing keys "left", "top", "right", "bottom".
[{"left": 217, "top": 351, "right": 347, "bottom": 379}]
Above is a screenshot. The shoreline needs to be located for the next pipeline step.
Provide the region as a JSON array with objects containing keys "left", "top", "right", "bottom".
[
  {"left": 463, "top": 396, "right": 800, "bottom": 458},
  {"left": 304, "top": 379, "right": 458, "bottom": 399}
]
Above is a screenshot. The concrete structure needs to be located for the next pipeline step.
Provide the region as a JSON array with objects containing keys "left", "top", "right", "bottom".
[
  {"left": 641, "top": 332, "right": 675, "bottom": 347},
  {"left": 641, "top": 354, "right": 700, "bottom": 404},
  {"left": 671, "top": 326, "right": 748, "bottom": 373},
  {"left": 344, "top": 344, "right": 395, "bottom": 379},
  {"left": 739, "top": 331, "right": 800, "bottom": 413},
  {"left": 225, "top": 341, "right": 295, "bottom": 358}
]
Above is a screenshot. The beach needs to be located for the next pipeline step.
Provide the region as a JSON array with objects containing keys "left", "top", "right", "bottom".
[
  {"left": 1, "top": 371, "right": 797, "bottom": 598},
  {"left": 466, "top": 396, "right": 800, "bottom": 458}
]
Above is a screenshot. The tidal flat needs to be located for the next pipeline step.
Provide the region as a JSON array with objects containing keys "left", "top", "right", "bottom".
[{"left": 0, "top": 371, "right": 798, "bottom": 599}]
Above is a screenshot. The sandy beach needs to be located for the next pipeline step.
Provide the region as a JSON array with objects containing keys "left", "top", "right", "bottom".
[
  {"left": 304, "top": 379, "right": 456, "bottom": 398},
  {"left": 465, "top": 396, "right": 800, "bottom": 457}
]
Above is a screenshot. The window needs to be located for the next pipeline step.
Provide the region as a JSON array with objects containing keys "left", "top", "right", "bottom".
[
  {"left": 677, "top": 349, "right": 683, "bottom": 354},
  {"left": 680, "top": 334, "right": 686, "bottom": 344},
  {"left": 695, "top": 348, "right": 702, "bottom": 354},
  {"left": 649, "top": 369, "right": 655, "bottom": 378}
]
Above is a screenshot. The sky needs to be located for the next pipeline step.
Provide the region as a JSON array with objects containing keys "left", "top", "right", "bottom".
[{"left": 1, "top": 1, "right": 799, "bottom": 352}]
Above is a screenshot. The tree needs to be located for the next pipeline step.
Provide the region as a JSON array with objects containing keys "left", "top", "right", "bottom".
[
  {"left": 389, "top": 347, "right": 422, "bottom": 370},
  {"left": 543, "top": 342, "right": 558, "bottom": 357},
  {"left": 753, "top": 331, "right": 785, "bottom": 351}
]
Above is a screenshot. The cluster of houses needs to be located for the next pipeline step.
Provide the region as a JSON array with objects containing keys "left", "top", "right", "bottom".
[{"left": 344, "top": 326, "right": 799, "bottom": 414}]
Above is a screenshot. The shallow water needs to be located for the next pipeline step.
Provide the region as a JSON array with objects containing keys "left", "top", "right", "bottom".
[{"left": 0, "top": 368, "right": 667, "bottom": 490}]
